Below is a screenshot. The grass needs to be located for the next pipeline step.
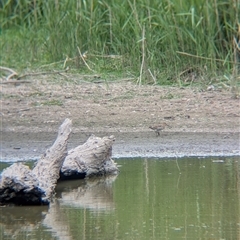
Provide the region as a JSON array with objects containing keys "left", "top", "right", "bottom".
[
  {"left": 0, "top": 0, "right": 239, "bottom": 88},
  {"left": 32, "top": 99, "right": 63, "bottom": 107}
]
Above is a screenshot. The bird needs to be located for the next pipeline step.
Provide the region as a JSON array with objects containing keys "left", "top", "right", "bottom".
[{"left": 149, "top": 123, "right": 170, "bottom": 136}]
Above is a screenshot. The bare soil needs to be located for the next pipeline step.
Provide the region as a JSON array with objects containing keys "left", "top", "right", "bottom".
[{"left": 1, "top": 75, "right": 240, "bottom": 160}]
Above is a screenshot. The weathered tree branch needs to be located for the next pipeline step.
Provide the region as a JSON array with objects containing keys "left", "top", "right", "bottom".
[
  {"left": 17, "top": 67, "right": 69, "bottom": 80},
  {"left": 32, "top": 118, "right": 72, "bottom": 201},
  {"left": 0, "top": 66, "right": 69, "bottom": 82},
  {"left": 0, "top": 118, "right": 72, "bottom": 205},
  {"left": 0, "top": 66, "right": 18, "bottom": 81},
  {"left": 0, "top": 80, "right": 31, "bottom": 84}
]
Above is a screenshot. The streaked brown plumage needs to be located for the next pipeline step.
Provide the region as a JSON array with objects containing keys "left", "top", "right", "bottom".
[{"left": 149, "top": 123, "right": 170, "bottom": 136}]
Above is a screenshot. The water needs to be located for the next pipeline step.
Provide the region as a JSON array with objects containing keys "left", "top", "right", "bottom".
[{"left": 0, "top": 157, "right": 239, "bottom": 240}]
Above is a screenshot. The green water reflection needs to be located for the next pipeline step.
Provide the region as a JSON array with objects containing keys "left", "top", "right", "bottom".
[{"left": 0, "top": 157, "right": 239, "bottom": 240}]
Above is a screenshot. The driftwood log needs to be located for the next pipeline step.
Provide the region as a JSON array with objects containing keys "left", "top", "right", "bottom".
[
  {"left": 60, "top": 134, "right": 118, "bottom": 180},
  {"left": 0, "top": 119, "right": 119, "bottom": 206},
  {"left": 0, "top": 118, "right": 72, "bottom": 205}
]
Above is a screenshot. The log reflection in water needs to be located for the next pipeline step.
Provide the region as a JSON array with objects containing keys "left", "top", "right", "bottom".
[{"left": 57, "top": 175, "right": 118, "bottom": 211}]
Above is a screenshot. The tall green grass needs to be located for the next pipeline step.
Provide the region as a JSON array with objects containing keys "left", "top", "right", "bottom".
[{"left": 0, "top": 0, "right": 239, "bottom": 85}]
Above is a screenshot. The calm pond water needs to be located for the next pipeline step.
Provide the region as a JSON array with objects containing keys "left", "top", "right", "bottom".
[{"left": 0, "top": 157, "right": 240, "bottom": 240}]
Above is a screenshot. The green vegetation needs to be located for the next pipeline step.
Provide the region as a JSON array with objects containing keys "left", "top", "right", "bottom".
[
  {"left": 0, "top": 0, "right": 239, "bottom": 86},
  {"left": 32, "top": 99, "right": 63, "bottom": 106}
]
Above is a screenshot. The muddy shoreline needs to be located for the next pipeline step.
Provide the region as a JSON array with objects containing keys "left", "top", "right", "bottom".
[
  {"left": 1, "top": 79, "right": 240, "bottom": 161},
  {"left": 1, "top": 131, "right": 239, "bottom": 161}
]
